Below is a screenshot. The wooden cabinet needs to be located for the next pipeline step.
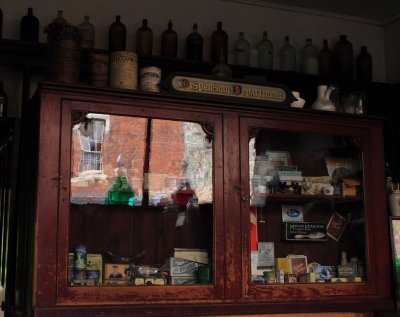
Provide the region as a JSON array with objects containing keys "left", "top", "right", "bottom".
[{"left": 11, "top": 81, "right": 393, "bottom": 316}]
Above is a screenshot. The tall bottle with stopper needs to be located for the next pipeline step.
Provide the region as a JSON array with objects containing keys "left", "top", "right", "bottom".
[{"left": 106, "top": 154, "right": 134, "bottom": 206}]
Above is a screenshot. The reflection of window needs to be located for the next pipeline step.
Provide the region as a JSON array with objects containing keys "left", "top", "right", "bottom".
[{"left": 78, "top": 119, "right": 105, "bottom": 172}]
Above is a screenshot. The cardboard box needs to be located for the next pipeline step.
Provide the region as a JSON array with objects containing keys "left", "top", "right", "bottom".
[
  {"left": 258, "top": 242, "right": 274, "bottom": 267},
  {"left": 104, "top": 263, "right": 130, "bottom": 280},
  {"left": 338, "top": 264, "right": 355, "bottom": 278},
  {"left": 170, "top": 276, "right": 197, "bottom": 285},
  {"left": 169, "top": 257, "right": 202, "bottom": 277},
  {"left": 314, "top": 266, "right": 333, "bottom": 280},
  {"left": 275, "top": 258, "right": 291, "bottom": 274},
  {"left": 342, "top": 178, "right": 361, "bottom": 197},
  {"left": 87, "top": 254, "right": 103, "bottom": 285},
  {"left": 103, "top": 278, "right": 130, "bottom": 286}
]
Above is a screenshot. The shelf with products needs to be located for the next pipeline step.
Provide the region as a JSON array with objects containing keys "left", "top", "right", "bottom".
[
  {"left": 260, "top": 193, "right": 363, "bottom": 202},
  {"left": 0, "top": 38, "right": 394, "bottom": 108},
  {"left": 241, "top": 111, "right": 385, "bottom": 302}
]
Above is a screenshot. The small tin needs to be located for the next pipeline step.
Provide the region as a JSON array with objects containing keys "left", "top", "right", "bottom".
[
  {"left": 139, "top": 66, "right": 161, "bottom": 92},
  {"left": 263, "top": 271, "right": 275, "bottom": 283},
  {"left": 86, "top": 269, "right": 100, "bottom": 285},
  {"left": 285, "top": 273, "right": 297, "bottom": 283},
  {"left": 45, "top": 23, "right": 81, "bottom": 84},
  {"left": 275, "top": 270, "right": 285, "bottom": 283}
]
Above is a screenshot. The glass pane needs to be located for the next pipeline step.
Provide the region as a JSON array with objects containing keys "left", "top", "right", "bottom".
[
  {"left": 248, "top": 127, "right": 365, "bottom": 285},
  {"left": 69, "top": 113, "right": 214, "bottom": 287}
]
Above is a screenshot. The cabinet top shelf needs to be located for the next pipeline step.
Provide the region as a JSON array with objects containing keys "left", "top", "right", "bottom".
[{"left": 0, "top": 39, "right": 392, "bottom": 89}]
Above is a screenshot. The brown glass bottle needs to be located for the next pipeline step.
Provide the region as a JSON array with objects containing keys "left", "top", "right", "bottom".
[
  {"left": 318, "top": 39, "right": 334, "bottom": 76},
  {"left": 21, "top": 8, "right": 39, "bottom": 42},
  {"left": 186, "top": 23, "right": 203, "bottom": 61},
  {"left": 334, "top": 35, "right": 353, "bottom": 79},
  {"left": 78, "top": 15, "right": 95, "bottom": 49},
  {"left": 136, "top": 19, "right": 153, "bottom": 57},
  {"left": 109, "top": 15, "right": 126, "bottom": 52},
  {"left": 356, "top": 46, "right": 372, "bottom": 81},
  {"left": 161, "top": 20, "right": 178, "bottom": 58},
  {"left": 211, "top": 21, "right": 228, "bottom": 63}
]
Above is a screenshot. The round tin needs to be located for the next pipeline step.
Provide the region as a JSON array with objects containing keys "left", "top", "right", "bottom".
[
  {"left": 110, "top": 51, "right": 138, "bottom": 90},
  {"left": 89, "top": 52, "right": 109, "bottom": 87},
  {"left": 139, "top": 66, "right": 161, "bottom": 92},
  {"left": 46, "top": 24, "right": 81, "bottom": 84}
]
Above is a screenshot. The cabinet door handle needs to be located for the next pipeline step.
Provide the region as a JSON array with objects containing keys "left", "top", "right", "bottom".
[
  {"left": 50, "top": 175, "right": 62, "bottom": 182},
  {"left": 241, "top": 195, "right": 250, "bottom": 202}
]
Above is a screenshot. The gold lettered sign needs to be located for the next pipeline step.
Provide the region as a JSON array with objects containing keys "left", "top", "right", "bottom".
[{"left": 167, "top": 73, "right": 294, "bottom": 106}]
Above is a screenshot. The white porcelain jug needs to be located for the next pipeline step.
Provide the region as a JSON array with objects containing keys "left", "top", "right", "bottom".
[{"left": 311, "top": 85, "right": 336, "bottom": 111}]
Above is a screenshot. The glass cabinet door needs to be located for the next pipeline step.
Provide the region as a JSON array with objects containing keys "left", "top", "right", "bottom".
[
  {"left": 240, "top": 116, "right": 378, "bottom": 300},
  {"left": 57, "top": 100, "right": 224, "bottom": 302}
]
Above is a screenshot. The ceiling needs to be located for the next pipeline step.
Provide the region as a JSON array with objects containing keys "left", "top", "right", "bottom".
[{"left": 238, "top": 0, "right": 400, "bottom": 23}]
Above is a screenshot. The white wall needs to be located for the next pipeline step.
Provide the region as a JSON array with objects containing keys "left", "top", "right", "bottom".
[{"left": 0, "top": 0, "right": 387, "bottom": 116}]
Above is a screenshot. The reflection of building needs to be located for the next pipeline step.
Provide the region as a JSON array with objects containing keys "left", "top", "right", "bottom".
[{"left": 70, "top": 114, "right": 213, "bottom": 205}]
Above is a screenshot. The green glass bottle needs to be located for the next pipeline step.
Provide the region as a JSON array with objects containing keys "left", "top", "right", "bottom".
[
  {"left": 257, "top": 31, "right": 273, "bottom": 69},
  {"left": 106, "top": 155, "right": 134, "bottom": 206},
  {"left": 233, "top": 32, "right": 250, "bottom": 66},
  {"left": 279, "top": 36, "right": 296, "bottom": 71},
  {"left": 301, "top": 38, "right": 318, "bottom": 75}
]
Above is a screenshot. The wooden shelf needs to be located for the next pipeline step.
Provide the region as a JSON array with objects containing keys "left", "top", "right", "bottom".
[{"left": 263, "top": 193, "right": 363, "bottom": 202}]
